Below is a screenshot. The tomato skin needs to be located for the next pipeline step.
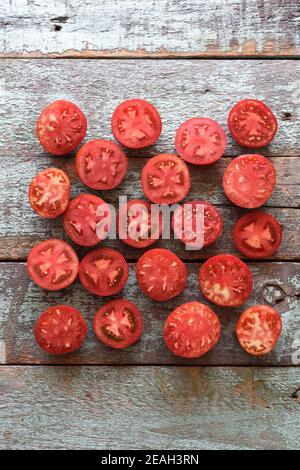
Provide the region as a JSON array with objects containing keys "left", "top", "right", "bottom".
[
  {"left": 198, "top": 254, "right": 253, "bottom": 307},
  {"left": 93, "top": 299, "right": 143, "bottom": 349},
  {"left": 236, "top": 305, "right": 282, "bottom": 356},
  {"left": 28, "top": 167, "right": 70, "bottom": 219},
  {"left": 163, "top": 301, "right": 221, "bottom": 358},
  {"left": 36, "top": 100, "right": 87, "bottom": 155},
  {"left": 223, "top": 154, "right": 276, "bottom": 209},
  {"left": 233, "top": 211, "right": 282, "bottom": 259},
  {"left": 228, "top": 99, "right": 278, "bottom": 148},
  {"left": 79, "top": 247, "right": 128, "bottom": 296},
  {"left": 75, "top": 139, "right": 128, "bottom": 190},
  {"left": 35, "top": 305, "right": 87, "bottom": 355},
  {"left": 111, "top": 98, "right": 162, "bottom": 149},
  {"left": 175, "top": 117, "right": 227, "bottom": 165}
]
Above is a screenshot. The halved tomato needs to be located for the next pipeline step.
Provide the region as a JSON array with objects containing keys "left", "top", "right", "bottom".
[
  {"left": 117, "top": 199, "right": 163, "bottom": 248},
  {"left": 28, "top": 167, "right": 70, "bottom": 218},
  {"left": 198, "top": 254, "right": 253, "bottom": 307},
  {"left": 93, "top": 299, "right": 143, "bottom": 349},
  {"left": 233, "top": 211, "right": 282, "bottom": 259},
  {"left": 27, "top": 239, "right": 79, "bottom": 290},
  {"left": 75, "top": 139, "right": 128, "bottom": 190},
  {"left": 236, "top": 305, "right": 282, "bottom": 356},
  {"left": 35, "top": 305, "right": 87, "bottom": 354},
  {"left": 63, "top": 194, "right": 111, "bottom": 246},
  {"left": 223, "top": 154, "right": 276, "bottom": 208},
  {"left": 175, "top": 117, "right": 227, "bottom": 165},
  {"left": 163, "top": 301, "right": 221, "bottom": 358},
  {"left": 136, "top": 248, "right": 187, "bottom": 301},
  {"left": 36, "top": 100, "right": 87, "bottom": 155},
  {"left": 111, "top": 98, "right": 162, "bottom": 149},
  {"left": 141, "top": 154, "right": 190, "bottom": 205},
  {"left": 228, "top": 99, "right": 278, "bottom": 148},
  {"left": 79, "top": 247, "right": 128, "bottom": 296}
]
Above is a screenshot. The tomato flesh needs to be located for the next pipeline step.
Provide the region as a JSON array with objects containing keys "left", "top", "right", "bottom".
[
  {"left": 93, "top": 299, "right": 143, "bottom": 349},
  {"left": 164, "top": 301, "right": 221, "bottom": 358},
  {"left": 236, "top": 305, "right": 282, "bottom": 356},
  {"left": 36, "top": 100, "right": 87, "bottom": 155}
]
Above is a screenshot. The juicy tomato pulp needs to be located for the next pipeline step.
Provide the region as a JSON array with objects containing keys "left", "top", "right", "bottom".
[
  {"left": 228, "top": 99, "right": 278, "bottom": 148},
  {"left": 164, "top": 302, "right": 221, "bottom": 358},
  {"left": 236, "top": 305, "right": 282, "bottom": 356},
  {"left": 63, "top": 194, "right": 111, "bottom": 246},
  {"left": 136, "top": 248, "right": 187, "bottom": 301},
  {"left": 117, "top": 199, "right": 163, "bottom": 248},
  {"left": 35, "top": 305, "right": 87, "bottom": 354},
  {"left": 76, "top": 139, "right": 128, "bottom": 190},
  {"left": 198, "top": 254, "right": 253, "bottom": 307},
  {"left": 36, "top": 100, "right": 87, "bottom": 155},
  {"left": 234, "top": 211, "right": 282, "bottom": 259},
  {"left": 28, "top": 167, "right": 70, "bottom": 218},
  {"left": 141, "top": 154, "right": 190, "bottom": 205},
  {"left": 111, "top": 98, "right": 162, "bottom": 149},
  {"left": 79, "top": 248, "right": 128, "bottom": 296},
  {"left": 172, "top": 200, "right": 223, "bottom": 248},
  {"left": 223, "top": 154, "right": 276, "bottom": 209},
  {"left": 93, "top": 299, "right": 143, "bottom": 349},
  {"left": 27, "top": 239, "right": 79, "bottom": 291},
  {"left": 175, "top": 117, "right": 227, "bottom": 165}
]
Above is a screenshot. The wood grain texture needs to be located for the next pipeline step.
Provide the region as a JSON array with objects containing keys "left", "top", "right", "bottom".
[
  {"left": 0, "top": 261, "right": 299, "bottom": 365},
  {"left": 0, "top": 0, "right": 299, "bottom": 57}
]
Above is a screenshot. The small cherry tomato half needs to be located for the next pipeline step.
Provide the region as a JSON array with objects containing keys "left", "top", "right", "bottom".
[
  {"left": 75, "top": 139, "right": 128, "bottom": 190},
  {"left": 198, "top": 254, "right": 253, "bottom": 307},
  {"left": 141, "top": 154, "right": 190, "bottom": 205},
  {"left": 228, "top": 99, "right": 278, "bottom": 148},
  {"left": 175, "top": 117, "right": 227, "bottom": 165},
  {"left": 63, "top": 194, "right": 112, "bottom": 246},
  {"left": 111, "top": 98, "right": 162, "bottom": 149},
  {"left": 136, "top": 248, "right": 187, "bottom": 301},
  {"left": 233, "top": 211, "right": 282, "bottom": 259},
  {"left": 93, "top": 299, "right": 143, "bottom": 349},
  {"left": 28, "top": 167, "right": 70, "bottom": 218},
  {"left": 163, "top": 301, "right": 221, "bottom": 358},
  {"left": 236, "top": 305, "right": 282, "bottom": 356},
  {"left": 36, "top": 100, "right": 87, "bottom": 155},
  {"left": 223, "top": 154, "right": 276, "bottom": 209},
  {"left": 27, "top": 239, "right": 79, "bottom": 291},
  {"left": 34, "top": 305, "right": 87, "bottom": 354},
  {"left": 79, "top": 247, "right": 128, "bottom": 296}
]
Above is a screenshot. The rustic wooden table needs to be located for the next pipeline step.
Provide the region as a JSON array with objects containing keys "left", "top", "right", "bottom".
[{"left": 0, "top": 0, "right": 299, "bottom": 450}]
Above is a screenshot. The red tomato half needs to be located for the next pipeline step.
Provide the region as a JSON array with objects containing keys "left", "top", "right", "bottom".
[
  {"left": 141, "top": 154, "right": 190, "bottom": 205},
  {"left": 117, "top": 199, "right": 163, "bottom": 248},
  {"left": 79, "top": 248, "right": 128, "bottom": 296},
  {"left": 172, "top": 200, "right": 223, "bottom": 248},
  {"left": 93, "top": 299, "right": 143, "bottom": 349},
  {"left": 111, "top": 98, "right": 162, "bottom": 149},
  {"left": 28, "top": 167, "right": 70, "bottom": 218},
  {"left": 236, "top": 305, "right": 282, "bottom": 356},
  {"left": 75, "top": 139, "right": 128, "bottom": 190},
  {"left": 223, "top": 154, "right": 276, "bottom": 208},
  {"left": 163, "top": 301, "right": 221, "bottom": 358},
  {"left": 228, "top": 99, "right": 278, "bottom": 148},
  {"left": 27, "top": 239, "right": 79, "bottom": 291},
  {"left": 136, "top": 248, "right": 187, "bottom": 301},
  {"left": 35, "top": 305, "right": 87, "bottom": 354},
  {"left": 175, "top": 117, "right": 227, "bottom": 165},
  {"left": 63, "top": 194, "right": 111, "bottom": 246},
  {"left": 198, "top": 254, "right": 253, "bottom": 307},
  {"left": 233, "top": 211, "right": 282, "bottom": 259},
  {"left": 36, "top": 100, "right": 87, "bottom": 155}
]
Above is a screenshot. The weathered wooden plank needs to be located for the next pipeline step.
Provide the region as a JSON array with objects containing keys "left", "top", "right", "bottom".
[
  {"left": 0, "top": 1, "right": 299, "bottom": 57},
  {"left": 0, "top": 262, "right": 299, "bottom": 365}
]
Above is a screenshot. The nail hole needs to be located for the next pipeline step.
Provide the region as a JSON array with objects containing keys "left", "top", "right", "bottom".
[
  {"left": 54, "top": 25, "right": 62, "bottom": 32},
  {"left": 282, "top": 112, "right": 292, "bottom": 120},
  {"left": 291, "top": 387, "right": 300, "bottom": 401}
]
